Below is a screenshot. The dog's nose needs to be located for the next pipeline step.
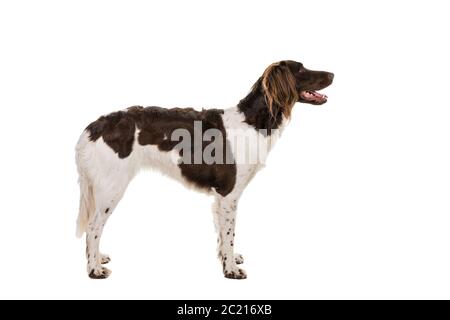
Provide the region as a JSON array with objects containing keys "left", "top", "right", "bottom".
[{"left": 328, "top": 73, "right": 334, "bottom": 81}]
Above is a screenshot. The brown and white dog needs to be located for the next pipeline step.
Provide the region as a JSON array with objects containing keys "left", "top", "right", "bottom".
[{"left": 75, "top": 60, "right": 334, "bottom": 279}]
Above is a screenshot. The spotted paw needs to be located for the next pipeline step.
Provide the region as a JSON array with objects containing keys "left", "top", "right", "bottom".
[
  {"left": 88, "top": 266, "right": 111, "bottom": 279},
  {"left": 100, "top": 254, "right": 111, "bottom": 264},
  {"left": 234, "top": 253, "right": 244, "bottom": 265},
  {"left": 224, "top": 267, "right": 247, "bottom": 280}
]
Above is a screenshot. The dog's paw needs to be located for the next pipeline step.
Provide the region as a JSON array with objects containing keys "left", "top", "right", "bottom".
[
  {"left": 100, "top": 254, "right": 111, "bottom": 264},
  {"left": 224, "top": 266, "right": 247, "bottom": 280},
  {"left": 234, "top": 253, "right": 244, "bottom": 265},
  {"left": 88, "top": 266, "right": 111, "bottom": 279}
]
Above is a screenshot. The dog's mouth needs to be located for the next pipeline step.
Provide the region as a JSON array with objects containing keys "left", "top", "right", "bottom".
[{"left": 299, "top": 90, "right": 328, "bottom": 105}]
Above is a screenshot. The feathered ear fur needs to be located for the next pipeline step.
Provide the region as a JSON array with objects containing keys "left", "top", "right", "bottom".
[{"left": 261, "top": 62, "right": 298, "bottom": 119}]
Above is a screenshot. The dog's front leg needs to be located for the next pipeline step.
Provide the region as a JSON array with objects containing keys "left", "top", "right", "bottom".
[{"left": 213, "top": 196, "right": 246, "bottom": 279}]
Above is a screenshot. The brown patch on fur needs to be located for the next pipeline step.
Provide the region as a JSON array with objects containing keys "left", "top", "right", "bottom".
[
  {"left": 86, "top": 111, "right": 135, "bottom": 158},
  {"left": 85, "top": 106, "right": 236, "bottom": 197},
  {"left": 261, "top": 62, "right": 298, "bottom": 119}
]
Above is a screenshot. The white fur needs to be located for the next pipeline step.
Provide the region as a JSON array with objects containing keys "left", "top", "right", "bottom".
[
  {"left": 221, "top": 107, "right": 285, "bottom": 197},
  {"left": 75, "top": 106, "right": 285, "bottom": 279}
]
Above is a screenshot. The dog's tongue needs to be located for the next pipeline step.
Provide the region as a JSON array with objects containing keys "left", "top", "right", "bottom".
[{"left": 300, "top": 90, "right": 328, "bottom": 102}]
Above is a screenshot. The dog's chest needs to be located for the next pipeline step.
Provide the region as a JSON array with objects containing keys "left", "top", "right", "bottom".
[{"left": 221, "top": 107, "right": 285, "bottom": 194}]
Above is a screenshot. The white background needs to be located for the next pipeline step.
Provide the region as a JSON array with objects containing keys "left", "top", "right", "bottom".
[{"left": 0, "top": 0, "right": 449, "bottom": 299}]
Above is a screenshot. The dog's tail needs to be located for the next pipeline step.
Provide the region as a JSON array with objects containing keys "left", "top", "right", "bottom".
[
  {"left": 75, "top": 132, "right": 95, "bottom": 238},
  {"left": 76, "top": 174, "right": 94, "bottom": 238}
]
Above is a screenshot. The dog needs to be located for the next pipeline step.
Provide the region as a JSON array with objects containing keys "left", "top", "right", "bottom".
[{"left": 75, "top": 60, "right": 334, "bottom": 279}]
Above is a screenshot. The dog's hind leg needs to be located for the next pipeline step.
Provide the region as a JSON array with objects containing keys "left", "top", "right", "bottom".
[
  {"left": 213, "top": 195, "right": 246, "bottom": 279},
  {"left": 86, "top": 181, "right": 128, "bottom": 279}
]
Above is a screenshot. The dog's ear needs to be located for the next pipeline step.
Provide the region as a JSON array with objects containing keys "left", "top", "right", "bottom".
[{"left": 261, "top": 62, "right": 298, "bottom": 118}]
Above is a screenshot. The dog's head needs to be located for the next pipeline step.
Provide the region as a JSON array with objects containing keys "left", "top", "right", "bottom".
[{"left": 261, "top": 60, "right": 334, "bottom": 118}]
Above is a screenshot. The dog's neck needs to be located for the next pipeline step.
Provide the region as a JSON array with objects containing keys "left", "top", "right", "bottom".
[{"left": 237, "top": 78, "right": 286, "bottom": 135}]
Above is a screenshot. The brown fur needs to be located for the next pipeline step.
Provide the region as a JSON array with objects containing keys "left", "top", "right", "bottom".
[{"left": 261, "top": 62, "right": 298, "bottom": 119}]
